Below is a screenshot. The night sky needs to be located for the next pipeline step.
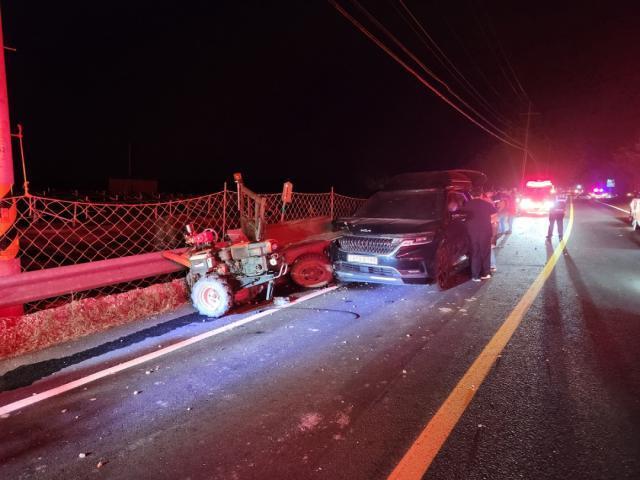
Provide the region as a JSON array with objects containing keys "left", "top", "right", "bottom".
[{"left": 2, "top": 1, "right": 640, "bottom": 195}]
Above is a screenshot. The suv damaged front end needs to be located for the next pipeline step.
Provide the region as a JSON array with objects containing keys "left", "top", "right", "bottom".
[
  {"left": 331, "top": 227, "right": 438, "bottom": 284},
  {"left": 330, "top": 187, "right": 445, "bottom": 285}
]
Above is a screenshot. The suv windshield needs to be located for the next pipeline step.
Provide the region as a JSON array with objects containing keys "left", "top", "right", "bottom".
[{"left": 356, "top": 190, "right": 442, "bottom": 220}]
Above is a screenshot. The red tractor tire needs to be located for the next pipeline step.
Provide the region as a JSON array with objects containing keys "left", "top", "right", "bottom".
[{"left": 290, "top": 253, "right": 333, "bottom": 288}]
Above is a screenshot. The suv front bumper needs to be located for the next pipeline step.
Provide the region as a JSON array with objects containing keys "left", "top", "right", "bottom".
[{"left": 331, "top": 249, "right": 432, "bottom": 285}]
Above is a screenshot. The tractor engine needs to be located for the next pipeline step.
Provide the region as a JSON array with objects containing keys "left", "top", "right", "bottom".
[{"left": 218, "top": 240, "right": 280, "bottom": 277}]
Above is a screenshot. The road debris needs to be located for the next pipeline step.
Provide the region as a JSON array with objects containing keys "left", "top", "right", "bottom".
[
  {"left": 273, "top": 296, "right": 290, "bottom": 306},
  {"left": 298, "top": 413, "right": 323, "bottom": 432}
]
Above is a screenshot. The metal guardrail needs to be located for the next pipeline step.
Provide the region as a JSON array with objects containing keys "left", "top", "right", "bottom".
[
  {"left": 0, "top": 216, "right": 338, "bottom": 310},
  {"left": 0, "top": 249, "right": 186, "bottom": 308}
]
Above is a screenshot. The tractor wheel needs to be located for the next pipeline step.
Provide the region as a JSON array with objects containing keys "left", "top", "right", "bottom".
[
  {"left": 435, "top": 242, "right": 455, "bottom": 290},
  {"left": 290, "top": 253, "right": 333, "bottom": 288},
  {"left": 191, "top": 275, "right": 234, "bottom": 318}
]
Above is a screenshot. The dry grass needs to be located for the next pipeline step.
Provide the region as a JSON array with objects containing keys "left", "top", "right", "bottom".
[{"left": 0, "top": 279, "right": 188, "bottom": 359}]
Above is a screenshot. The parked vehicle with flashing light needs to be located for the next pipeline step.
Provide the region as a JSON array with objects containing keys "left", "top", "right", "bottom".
[{"left": 517, "top": 180, "right": 555, "bottom": 214}]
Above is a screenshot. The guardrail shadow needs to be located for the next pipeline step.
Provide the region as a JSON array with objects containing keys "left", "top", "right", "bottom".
[{"left": 0, "top": 311, "right": 209, "bottom": 392}]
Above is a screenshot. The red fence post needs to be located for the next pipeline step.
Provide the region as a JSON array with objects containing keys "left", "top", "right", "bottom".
[
  {"left": 330, "top": 187, "right": 335, "bottom": 218},
  {"left": 222, "top": 182, "right": 227, "bottom": 234}
]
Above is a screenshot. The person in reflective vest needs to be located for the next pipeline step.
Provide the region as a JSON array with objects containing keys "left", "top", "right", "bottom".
[{"left": 546, "top": 194, "right": 567, "bottom": 240}]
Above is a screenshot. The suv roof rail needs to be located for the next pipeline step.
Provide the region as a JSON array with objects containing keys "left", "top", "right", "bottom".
[{"left": 383, "top": 169, "right": 487, "bottom": 191}]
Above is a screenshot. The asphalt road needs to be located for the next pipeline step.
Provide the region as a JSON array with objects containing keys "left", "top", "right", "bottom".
[{"left": 1, "top": 200, "right": 639, "bottom": 480}]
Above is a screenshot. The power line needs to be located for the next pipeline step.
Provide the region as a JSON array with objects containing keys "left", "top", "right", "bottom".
[
  {"left": 441, "top": 15, "right": 506, "bottom": 102},
  {"left": 393, "top": 0, "right": 515, "bottom": 129},
  {"left": 329, "top": 0, "right": 524, "bottom": 150},
  {"left": 471, "top": 4, "right": 527, "bottom": 105},
  {"left": 480, "top": 6, "right": 529, "bottom": 103},
  {"left": 349, "top": 0, "right": 522, "bottom": 146}
]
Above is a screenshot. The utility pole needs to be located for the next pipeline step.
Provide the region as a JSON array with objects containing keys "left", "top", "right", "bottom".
[
  {"left": 0, "top": 7, "right": 12, "bottom": 200},
  {"left": 0, "top": 7, "right": 22, "bottom": 316},
  {"left": 519, "top": 102, "right": 540, "bottom": 189}
]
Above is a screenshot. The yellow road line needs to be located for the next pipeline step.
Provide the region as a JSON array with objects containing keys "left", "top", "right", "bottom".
[{"left": 388, "top": 203, "right": 574, "bottom": 480}]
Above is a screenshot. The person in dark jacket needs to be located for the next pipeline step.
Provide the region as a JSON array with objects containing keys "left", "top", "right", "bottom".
[
  {"left": 462, "top": 188, "right": 497, "bottom": 282},
  {"left": 546, "top": 194, "right": 567, "bottom": 240}
]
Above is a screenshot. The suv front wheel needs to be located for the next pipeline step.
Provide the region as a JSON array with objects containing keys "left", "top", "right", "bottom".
[{"left": 433, "top": 241, "right": 455, "bottom": 289}]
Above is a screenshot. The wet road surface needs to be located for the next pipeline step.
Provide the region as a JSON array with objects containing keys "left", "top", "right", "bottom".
[{"left": 1, "top": 200, "right": 639, "bottom": 479}]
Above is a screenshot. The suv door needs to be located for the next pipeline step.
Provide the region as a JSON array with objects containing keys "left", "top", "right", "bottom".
[{"left": 433, "top": 191, "right": 470, "bottom": 288}]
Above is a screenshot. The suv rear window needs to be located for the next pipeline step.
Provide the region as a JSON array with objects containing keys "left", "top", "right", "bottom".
[{"left": 355, "top": 190, "right": 442, "bottom": 220}]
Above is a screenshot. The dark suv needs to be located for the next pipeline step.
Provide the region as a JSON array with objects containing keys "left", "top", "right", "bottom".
[{"left": 330, "top": 170, "right": 486, "bottom": 288}]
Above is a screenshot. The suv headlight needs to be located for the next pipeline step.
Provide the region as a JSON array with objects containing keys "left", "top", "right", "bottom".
[{"left": 399, "top": 232, "right": 435, "bottom": 247}]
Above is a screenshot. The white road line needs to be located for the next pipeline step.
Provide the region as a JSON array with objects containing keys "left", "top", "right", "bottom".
[
  {"left": 0, "top": 286, "right": 338, "bottom": 416},
  {"left": 596, "top": 200, "right": 630, "bottom": 214}
]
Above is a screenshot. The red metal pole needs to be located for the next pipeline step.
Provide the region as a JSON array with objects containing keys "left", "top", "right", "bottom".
[
  {"left": 0, "top": 8, "right": 13, "bottom": 198},
  {"left": 0, "top": 8, "right": 22, "bottom": 316}
]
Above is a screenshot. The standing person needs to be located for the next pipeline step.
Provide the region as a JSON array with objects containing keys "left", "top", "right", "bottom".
[
  {"left": 506, "top": 188, "right": 517, "bottom": 233},
  {"left": 482, "top": 192, "right": 499, "bottom": 271},
  {"left": 463, "top": 187, "right": 497, "bottom": 282},
  {"left": 546, "top": 193, "right": 567, "bottom": 240},
  {"left": 496, "top": 191, "right": 508, "bottom": 235}
]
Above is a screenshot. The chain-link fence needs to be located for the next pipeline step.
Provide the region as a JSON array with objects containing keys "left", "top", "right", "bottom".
[{"left": 0, "top": 188, "right": 365, "bottom": 313}]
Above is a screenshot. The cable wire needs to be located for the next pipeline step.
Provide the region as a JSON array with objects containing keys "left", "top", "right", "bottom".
[
  {"left": 350, "top": 0, "right": 522, "bottom": 145},
  {"left": 329, "top": 0, "right": 524, "bottom": 150},
  {"left": 394, "top": 0, "right": 514, "bottom": 129},
  {"left": 480, "top": 6, "right": 529, "bottom": 103},
  {"left": 471, "top": 3, "right": 528, "bottom": 105}
]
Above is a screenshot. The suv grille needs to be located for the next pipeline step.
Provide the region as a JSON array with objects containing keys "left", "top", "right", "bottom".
[
  {"left": 338, "top": 236, "right": 396, "bottom": 255},
  {"left": 340, "top": 263, "right": 398, "bottom": 277}
]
